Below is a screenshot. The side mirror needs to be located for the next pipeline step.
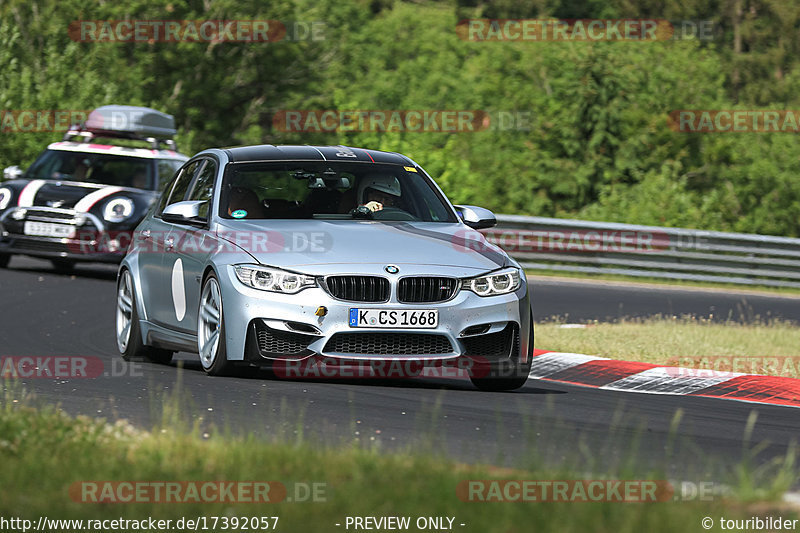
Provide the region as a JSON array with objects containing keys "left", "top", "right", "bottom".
[
  {"left": 454, "top": 205, "right": 496, "bottom": 230},
  {"left": 162, "top": 200, "right": 207, "bottom": 226},
  {"left": 3, "top": 166, "right": 23, "bottom": 181}
]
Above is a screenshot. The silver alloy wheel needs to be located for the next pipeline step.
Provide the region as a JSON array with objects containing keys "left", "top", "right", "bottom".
[
  {"left": 198, "top": 277, "right": 222, "bottom": 369},
  {"left": 116, "top": 270, "right": 134, "bottom": 352}
]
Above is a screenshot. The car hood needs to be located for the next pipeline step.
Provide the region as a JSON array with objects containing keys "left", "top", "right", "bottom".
[
  {"left": 215, "top": 219, "right": 509, "bottom": 276},
  {"left": 3, "top": 178, "right": 154, "bottom": 211}
]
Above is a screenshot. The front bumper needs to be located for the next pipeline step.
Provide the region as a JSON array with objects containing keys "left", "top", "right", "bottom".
[
  {"left": 217, "top": 264, "right": 532, "bottom": 365},
  {"left": 0, "top": 206, "right": 128, "bottom": 263}
]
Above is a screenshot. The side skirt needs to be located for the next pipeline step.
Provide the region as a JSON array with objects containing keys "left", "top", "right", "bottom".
[{"left": 141, "top": 320, "right": 198, "bottom": 353}]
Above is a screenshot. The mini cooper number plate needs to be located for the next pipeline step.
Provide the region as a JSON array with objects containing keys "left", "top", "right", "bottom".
[
  {"left": 23, "top": 221, "right": 76, "bottom": 239},
  {"left": 349, "top": 309, "right": 438, "bottom": 329}
]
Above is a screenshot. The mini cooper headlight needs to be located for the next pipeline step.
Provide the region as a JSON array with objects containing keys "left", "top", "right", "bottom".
[
  {"left": 103, "top": 197, "right": 134, "bottom": 223},
  {"left": 0, "top": 188, "right": 12, "bottom": 210},
  {"left": 234, "top": 265, "right": 317, "bottom": 294},
  {"left": 462, "top": 268, "right": 522, "bottom": 297}
]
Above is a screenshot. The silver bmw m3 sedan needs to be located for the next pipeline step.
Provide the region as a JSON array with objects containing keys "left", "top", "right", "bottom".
[{"left": 115, "top": 144, "right": 533, "bottom": 391}]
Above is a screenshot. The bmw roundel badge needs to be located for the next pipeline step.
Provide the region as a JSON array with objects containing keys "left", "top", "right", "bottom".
[{"left": 384, "top": 265, "right": 399, "bottom": 274}]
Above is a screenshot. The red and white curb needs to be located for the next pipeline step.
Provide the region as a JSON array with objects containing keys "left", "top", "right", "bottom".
[{"left": 530, "top": 350, "right": 800, "bottom": 409}]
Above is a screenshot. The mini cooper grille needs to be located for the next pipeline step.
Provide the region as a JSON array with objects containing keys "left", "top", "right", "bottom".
[
  {"left": 3, "top": 209, "right": 100, "bottom": 235},
  {"left": 398, "top": 277, "right": 458, "bottom": 303},
  {"left": 255, "top": 324, "right": 315, "bottom": 357},
  {"left": 325, "top": 276, "right": 389, "bottom": 302},
  {"left": 461, "top": 324, "right": 519, "bottom": 359},
  {"left": 23, "top": 209, "right": 75, "bottom": 221},
  {"left": 19, "top": 209, "right": 99, "bottom": 228},
  {"left": 324, "top": 333, "right": 453, "bottom": 355}
]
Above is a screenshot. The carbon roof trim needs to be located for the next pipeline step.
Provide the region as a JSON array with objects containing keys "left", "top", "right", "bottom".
[{"left": 223, "top": 145, "right": 415, "bottom": 165}]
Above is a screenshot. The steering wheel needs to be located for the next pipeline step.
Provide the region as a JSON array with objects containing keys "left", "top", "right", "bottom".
[{"left": 371, "top": 207, "right": 418, "bottom": 221}]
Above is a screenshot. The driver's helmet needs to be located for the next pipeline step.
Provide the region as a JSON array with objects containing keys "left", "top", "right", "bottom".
[{"left": 358, "top": 175, "right": 401, "bottom": 204}]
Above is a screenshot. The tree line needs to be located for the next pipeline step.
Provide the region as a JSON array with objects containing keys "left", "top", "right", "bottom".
[{"left": 2, "top": 0, "right": 799, "bottom": 236}]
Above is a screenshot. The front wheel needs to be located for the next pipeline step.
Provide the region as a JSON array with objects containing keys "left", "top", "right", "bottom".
[
  {"left": 198, "top": 272, "right": 234, "bottom": 376},
  {"left": 0, "top": 254, "right": 10, "bottom": 269},
  {"left": 116, "top": 269, "right": 173, "bottom": 364},
  {"left": 469, "top": 364, "right": 531, "bottom": 391}
]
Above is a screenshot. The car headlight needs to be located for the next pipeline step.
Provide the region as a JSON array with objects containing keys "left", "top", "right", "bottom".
[
  {"left": 0, "top": 188, "right": 12, "bottom": 210},
  {"left": 103, "top": 197, "right": 134, "bottom": 223},
  {"left": 234, "top": 265, "right": 317, "bottom": 294},
  {"left": 462, "top": 268, "right": 522, "bottom": 296}
]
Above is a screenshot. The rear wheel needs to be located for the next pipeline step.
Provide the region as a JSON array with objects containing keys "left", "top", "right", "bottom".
[
  {"left": 116, "top": 269, "right": 173, "bottom": 364},
  {"left": 469, "top": 325, "right": 533, "bottom": 392},
  {"left": 198, "top": 272, "right": 234, "bottom": 376},
  {"left": 0, "top": 254, "right": 9, "bottom": 269}
]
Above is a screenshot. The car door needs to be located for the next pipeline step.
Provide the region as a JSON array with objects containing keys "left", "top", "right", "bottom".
[
  {"left": 140, "top": 159, "right": 202, "bottom": 328},
  {"left": 162, "top": 157, "right": 220, "bottom": 335}
]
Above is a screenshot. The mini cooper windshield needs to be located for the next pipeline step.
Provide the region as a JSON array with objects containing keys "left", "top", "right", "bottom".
[
  {"left": 220, "top": 162, "right": 457, "bottom": 223},
  {"left": 25, "top": 149, "right": 177, "bottom": 190}
]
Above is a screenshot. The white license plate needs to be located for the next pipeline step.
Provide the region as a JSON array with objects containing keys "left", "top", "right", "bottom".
[
  {"left": 349, "top": 309, "right": 438, "bottom": 329},
  {"left": 23, "top": 221, "right": 76, "bottom": 239}
]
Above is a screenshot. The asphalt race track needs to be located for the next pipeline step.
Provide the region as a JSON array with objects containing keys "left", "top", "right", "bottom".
[
  {"left": 531, "top": 276, "right": 800, "bottom": 324},
  {"left": 1, "top": 256, "right": 798, "bottom": 483}
]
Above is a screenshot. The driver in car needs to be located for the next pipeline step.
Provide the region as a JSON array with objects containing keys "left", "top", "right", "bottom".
[
  {"left": 55, "top": 155, "right": 90, "bottom": 181},
  {"left": 358, "top": 176, "right": 401, "bottom": 212}
]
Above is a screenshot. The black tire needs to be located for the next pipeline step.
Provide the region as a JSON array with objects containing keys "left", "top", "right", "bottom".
[
  {"left": 51, "top": 259, "right": 76, "bottom": 273},
  {"left": 198, "top": 272, "right": 235, "bottom": 376},
  {"left": 469, "top": 324, "right": 533, "bottom": 392},
  {"left": 0, "top": 254, "right": 10, "bottom": 269},
  {"left": 116, "top": 269, "right": 173, "bottom": 364}
]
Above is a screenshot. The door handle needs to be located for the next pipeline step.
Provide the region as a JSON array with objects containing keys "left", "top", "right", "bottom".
[
  {"left": 165, "top": 237, "right": 175, "bottom": 251},
  {"left": 140, "top": 229, "right": 151, "bottom": 240}
]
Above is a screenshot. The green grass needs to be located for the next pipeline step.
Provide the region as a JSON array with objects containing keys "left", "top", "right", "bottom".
[
  {"left": 0, "top": 387, "right": 797, "bottom": 532},
  {"left": 536, "top": 319, "right": 800, "bottom": 378}
]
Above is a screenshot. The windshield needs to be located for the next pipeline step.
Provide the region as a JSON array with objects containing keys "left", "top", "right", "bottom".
[
  {"left": 220, "top": 162, "right": 457, "bottom": 223},
  {"left": 25, "top": 149, "right": 179, "bottom": 190}
]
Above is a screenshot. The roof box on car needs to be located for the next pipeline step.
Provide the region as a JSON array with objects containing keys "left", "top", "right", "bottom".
[
  {"left": 64, "top": 105, "right": 178, "bottom": 150},
  {"left": 84, "top": 105, "right": 177, "bottom": 138}
]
